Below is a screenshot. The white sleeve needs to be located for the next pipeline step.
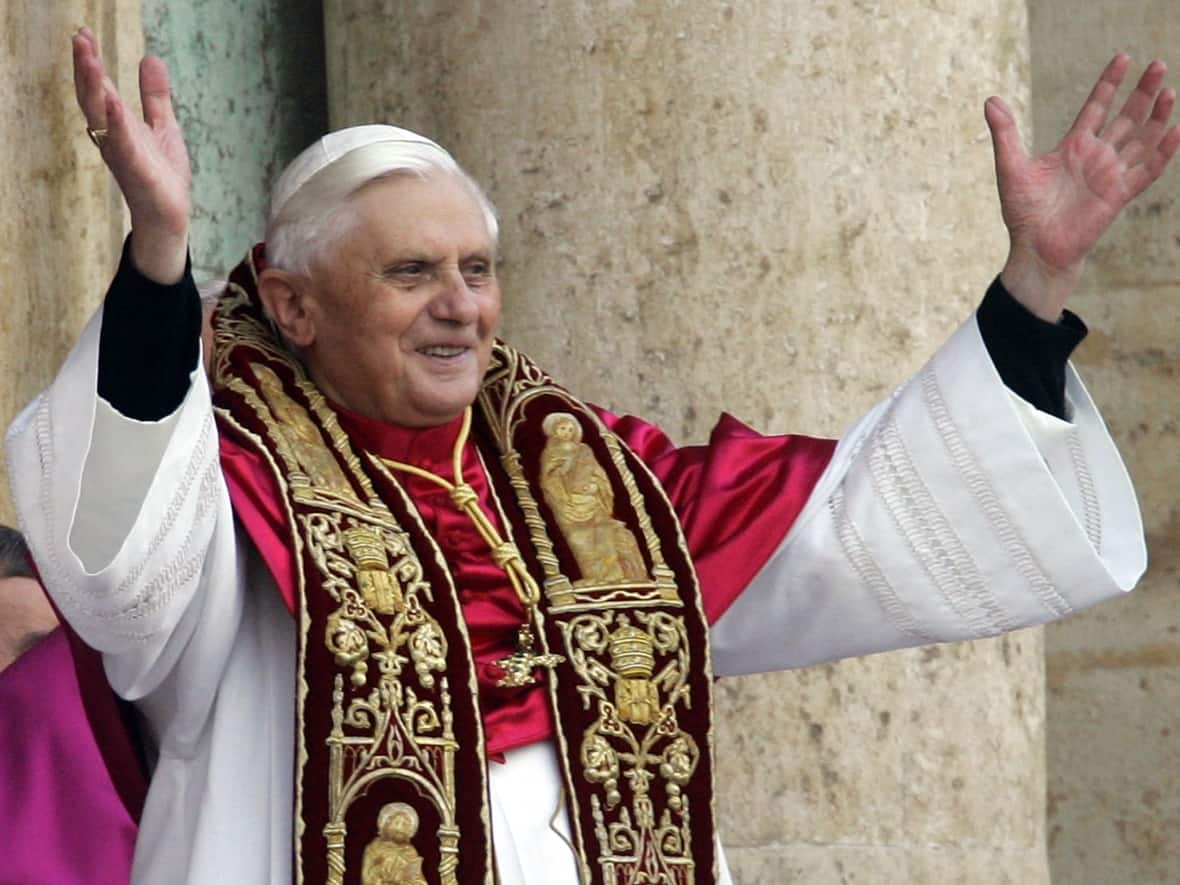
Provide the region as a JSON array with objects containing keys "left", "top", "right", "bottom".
[
  {"left": 4, "top": 307, "right": 243, "bottom": 754},
  {"left": 709, "top": 316, "right": 1145, "bottom": 677}
]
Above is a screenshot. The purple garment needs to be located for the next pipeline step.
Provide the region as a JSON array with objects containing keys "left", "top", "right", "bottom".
[{"left": 0, "top": 627, "right": 136, "bottom": 884}]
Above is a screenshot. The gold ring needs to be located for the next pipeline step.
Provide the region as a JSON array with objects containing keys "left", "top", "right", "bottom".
[{"left": 86, "top": 126, "right": 109, "bottom": 149}]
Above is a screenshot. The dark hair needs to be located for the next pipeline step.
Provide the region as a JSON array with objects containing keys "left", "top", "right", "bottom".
[{"left": 0, "top": 525, "right": 34, "bottom": 579}]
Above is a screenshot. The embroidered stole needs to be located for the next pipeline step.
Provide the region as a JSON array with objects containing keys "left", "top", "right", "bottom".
[{"left": 211, "top": 246, "right": 719, "bottom": 884}]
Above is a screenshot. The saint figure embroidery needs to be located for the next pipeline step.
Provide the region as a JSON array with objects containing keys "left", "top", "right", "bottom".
[
  {"left": 539, "top": 412, "right": 648, "bottom": 585},
  {"left": 361, "top": 802, "right": 428, "bottom": 885},
  {"left": 253, "top": 363, "right": 354, "bottom": 495}
]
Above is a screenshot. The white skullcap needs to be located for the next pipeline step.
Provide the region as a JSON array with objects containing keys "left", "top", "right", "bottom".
[{"left": 268, "top": 124, "right": 457, "bottom": 225}]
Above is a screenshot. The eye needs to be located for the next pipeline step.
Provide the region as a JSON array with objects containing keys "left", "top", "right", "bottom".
[
  {"left": 462, "top": 259, "right": 494, "bottom": 285},
  {"left": 392, "top": 262, "right": 426, "bottom": 277},
  {"left": 381, "top": 261, "right": 434, "bottom": 286}
]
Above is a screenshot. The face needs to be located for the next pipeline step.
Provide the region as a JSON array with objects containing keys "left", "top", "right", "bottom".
[
  {"left": 0, "top": 575, "right": 57, "bottom": 672},
  {"left": 389, "top": 810, "right": 415, "bottom": 840},
  {"left": 298, "top": 174, "right": 500, "bottom": 427}
]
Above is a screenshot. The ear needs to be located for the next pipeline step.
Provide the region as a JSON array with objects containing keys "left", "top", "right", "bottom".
[{"left": 257, "top": 268, "right": 317, "bottom": 348}]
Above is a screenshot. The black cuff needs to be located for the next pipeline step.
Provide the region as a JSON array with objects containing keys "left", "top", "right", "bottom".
[
  {"left": 97, "top": 236, "right": 202, "bottom": 421},
  {"left": 976, "top": 277, "right": 1087, "bottom": 420}
]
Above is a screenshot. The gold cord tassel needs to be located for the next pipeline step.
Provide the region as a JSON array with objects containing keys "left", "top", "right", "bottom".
[{"left": 377, "top": 409, "right": 562, "bottom": 686}]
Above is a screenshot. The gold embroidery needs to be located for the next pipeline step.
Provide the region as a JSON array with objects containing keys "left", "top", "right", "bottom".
[
  {"left": 344, "top": 524, "right": 407, "bottom": 615},
  {"left": 475, "top": 343, "right": 718, "bottom": 882},
  {"left": 325, "top": 608, "right": 369, "bottom": 686},
  {"left": 306, "top": 509, "right": 461, "bottom": 885},
  {"left": 362, "top": 803, "right": 429, "bottom": 885},
  {"left": 608, "top": 625, "right": 659, "bottom": 726},
  {"left": 478, "top": 346, "right": 681, "bottom": 609},
  {"left": 255, "top": 364, "right": 355, "bottom": 495},
  {"left": 561, "top": 611, "right": 700, "bottom": 881},
  {"left": 540, "top": 413, "right": 649, "bottom": 585}
]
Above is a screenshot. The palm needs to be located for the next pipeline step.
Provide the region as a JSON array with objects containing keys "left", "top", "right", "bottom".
[
  {"left": 987, "top": 55, "right": 1180, "bottom": 316},
  {"left": 1002, "top": 132, "right": 1141, "bottom": 272},
  {"left": 113, "top": 84, "right": 192, "bottom": 236}
]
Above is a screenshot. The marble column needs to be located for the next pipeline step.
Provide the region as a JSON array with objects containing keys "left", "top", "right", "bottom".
[
  {"left": 0, "top": 2, "right": 142, "bottom": 524},
  {"left": 324, "top": 2, "right": 1047, "bottom": 881},
  {"left": 143, "top": 0, "right": 327, "bottom": 279},
  {"left": 1028, "top": 3, "right": 1180, "bottom": 883}
]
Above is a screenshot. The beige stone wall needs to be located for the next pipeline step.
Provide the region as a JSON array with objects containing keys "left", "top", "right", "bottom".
[
  {"left": 0, "top": 3, "right": 142, "bottom": 525},
  {"left": 1029, "top": 3, "right": 1180, "bottom": 883},
  {"left": 326, "top": 2, "right": 1049, "bottom": 881}
]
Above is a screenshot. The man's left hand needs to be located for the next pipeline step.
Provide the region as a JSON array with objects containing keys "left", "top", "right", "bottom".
[{"left": 987, "top": 55, "right": 1180, "bottom": 322}]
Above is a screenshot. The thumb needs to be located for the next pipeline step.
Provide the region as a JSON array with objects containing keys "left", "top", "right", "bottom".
[{"left": 984, "top": 96, "right": 1027, "bottom": 182}]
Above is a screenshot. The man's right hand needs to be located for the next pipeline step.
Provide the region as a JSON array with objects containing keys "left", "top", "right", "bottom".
[{"left": 73, "top": 27, "right": 192, "bottom": 284}]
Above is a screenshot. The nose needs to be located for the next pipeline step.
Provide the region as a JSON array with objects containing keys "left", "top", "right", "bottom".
[{"left": 428, "top": 266, "right": 479, "bottom": 325}]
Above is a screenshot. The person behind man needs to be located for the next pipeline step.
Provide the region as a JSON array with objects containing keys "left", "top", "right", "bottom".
[
  {"left": 0, "top": 524, "right": 57, "bottom": 672},
  {"left": 6, "top": 26, "right": 1177, "bottom": 885},
  {"left": 0, "top": 526, "right": 137, "bottom": 884}
]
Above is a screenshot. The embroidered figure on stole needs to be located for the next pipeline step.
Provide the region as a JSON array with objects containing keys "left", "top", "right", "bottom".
[
  {"left": 362, "top": 803, "right": 429, "bottom": 885},
  {"left": 539, "top": 412, "right": 648, "bottom": 585}
]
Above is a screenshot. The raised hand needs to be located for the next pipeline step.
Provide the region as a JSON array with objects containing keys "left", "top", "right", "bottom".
[
  {"left": 73, "top": 27, "right": 192, "bottom": 283},
  {"left": 986, "top": 55, "right": 1180, "bottom": 321}
]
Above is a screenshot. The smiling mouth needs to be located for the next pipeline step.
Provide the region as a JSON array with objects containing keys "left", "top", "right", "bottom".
[{"left": 418, "top": 345, "right": 468, "bottom": 358}]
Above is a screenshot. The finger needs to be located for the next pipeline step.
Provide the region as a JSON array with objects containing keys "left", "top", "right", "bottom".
[
  {"left": 1123, "top": 87, "right": 1178, "bottom": 169},
  {"left": 1070, "top": 54, "right": 1132, "bottom": 137},
  {"left": 71, "top": 25, "right": 100, "bottom": 78},
  {"left": 1124, "top": 123, "right": 1180, "bottom": 198},
  {"left": 1143, "top": 86, "right": 1178, "bottom": 149},
  {"left": 984, "top": 96, "right": 1027, "bottom": 179},
  {"left": 72, "top": 29, "right": 109, "bottom": 127},
  {"left": 1128, "top": 87, "right": 1178, "bottom": 159},
  {"left": 1147, "top": 123, "right": 1180, "bottom": 177},
  {"left": 1101, "top": 60, "right": 1168, "bottom": 149},
  {"left": 139, "top": 56, "right": 178, "bottom": 131},
  {"left": 103, "top": 91, "right": 133, "bottom": 154},
  {"left": 98, "top": 91, "right": 147, "bottom": 182},
  {"left": 1162, "top": 123, "right": 1180, "bottom": 161}
]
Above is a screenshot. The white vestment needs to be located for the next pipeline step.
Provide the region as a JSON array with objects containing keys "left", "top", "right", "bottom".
[{"left": 5, "top": 311, "right": 1144, "bottom": 884}]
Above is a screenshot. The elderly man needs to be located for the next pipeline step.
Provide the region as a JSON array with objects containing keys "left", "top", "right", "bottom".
[
  {"left": 0, "top": 525, "right": 57, "bottom": 672},
  {"left": 6, "top": 26, "right": 1177, "bottom": 885}
]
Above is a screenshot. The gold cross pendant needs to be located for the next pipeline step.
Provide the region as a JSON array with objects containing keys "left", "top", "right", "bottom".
[{"left": 494, "top": 625, "right": 565, "bottom": 688}]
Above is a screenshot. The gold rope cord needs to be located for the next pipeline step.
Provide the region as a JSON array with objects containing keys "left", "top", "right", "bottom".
[{"left": 373, "top": 407, "right": 564, "bottom": 688}]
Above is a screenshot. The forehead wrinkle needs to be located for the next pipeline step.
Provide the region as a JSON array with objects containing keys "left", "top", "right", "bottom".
[
  {"left": 382, "top": 213, "right": 493, "bottom": 252},
  {"left": 354, "top": 178, "right": 493, "bottom": 248}
]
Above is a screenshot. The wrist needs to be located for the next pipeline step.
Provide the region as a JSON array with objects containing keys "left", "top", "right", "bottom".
[
  {"left": 999, "top": 247, "right": 1083, "bottom": 323},
  {"left": 128, "top": 228, "right": 189, "bottom": 285}
]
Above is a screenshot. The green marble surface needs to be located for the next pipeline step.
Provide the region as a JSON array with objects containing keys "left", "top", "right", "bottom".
[{"left": 144, "top": 0, "right": 327, "bottom": 279}]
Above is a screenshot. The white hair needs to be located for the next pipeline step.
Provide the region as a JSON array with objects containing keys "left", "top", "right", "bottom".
[{"left": 265, "top": 127, "right": 499, "bottom": 276}]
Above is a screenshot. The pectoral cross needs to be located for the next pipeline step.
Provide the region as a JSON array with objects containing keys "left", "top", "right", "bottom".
[{"left": 494, "top": 625, "right": 565, "bottom": 688}]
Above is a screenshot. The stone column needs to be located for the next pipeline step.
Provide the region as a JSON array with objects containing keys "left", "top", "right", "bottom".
[
  {"left": 1028, "top": 4, "right": 1180, "bottom": 883},
  {"left": 0, "top": 3, "right": 142, "bottom": 524},
  {"left": 325, "top": 2, "right": 1046, "bottom": 881}
]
